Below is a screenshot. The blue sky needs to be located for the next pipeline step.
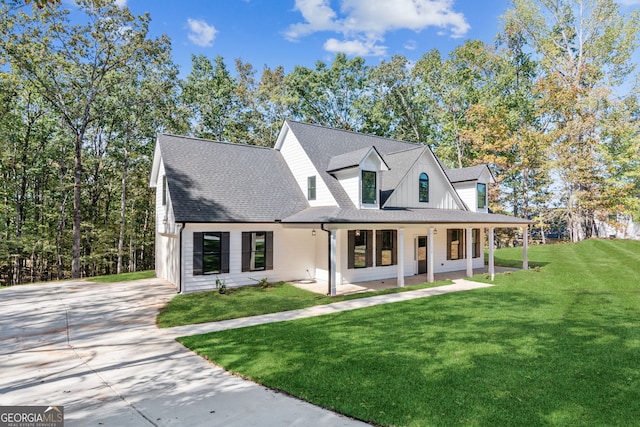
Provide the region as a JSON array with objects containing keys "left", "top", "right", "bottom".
[
  {"left": 119, "top": 0, "right": 513, "bottom": 75},
  {"left": 108, "top": 0, "right": 640, "bottom": 76}
]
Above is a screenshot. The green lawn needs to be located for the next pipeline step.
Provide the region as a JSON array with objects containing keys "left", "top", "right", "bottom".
[
  {"left": 178, "top": 239, "right": 640, "bottom": 426},
  {"left": 157, "top": 280, "right": 450, "bottom": 328},
  {"left": 85, "top": 270, "right": 155, "bottom": 283}
]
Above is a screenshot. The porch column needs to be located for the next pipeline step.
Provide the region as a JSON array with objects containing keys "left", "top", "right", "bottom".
[
  {"left": 397, "top": 228, "right": 405, "bottom": 287},
  {"left": 329, "top": 229, "right": 337, "bottom": 296},
  {"left": 427, "top": 227, "right": 435, "bottom": 283},
  {"left": 488, "top": 227, "right": 495, "bottom": 281},
  {"left": 466, "top": 227, "right": 473, "bottom": 277},
  {"left": 522, "top": 225, "right": 529, "bottom": 270}
]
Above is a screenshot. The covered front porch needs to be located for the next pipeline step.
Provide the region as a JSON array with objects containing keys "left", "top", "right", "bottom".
[
  {"left": 294, "top": 265, "right": 519, "bottom": 296},
  {"left": 318, "top": 224, "right": 531, "bottom": 296}
]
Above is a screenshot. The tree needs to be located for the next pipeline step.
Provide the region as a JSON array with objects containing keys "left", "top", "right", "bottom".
[
  {"left": 504, "top": 0, "right": 640, "bottom": 240},
  {"left": 180, "top": 55, "right": 238, "bottom": 141},
  {"left": 1, "top": 0, "right": 170, "bottom": 277},
  {"left": 284, "top": 53, "right": 372, "bottom": 131}
]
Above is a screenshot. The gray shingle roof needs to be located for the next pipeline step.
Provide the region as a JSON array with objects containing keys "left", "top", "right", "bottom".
[
  {"left": 285, "top": 120, "right": 419, "bottom": 208},
  {"left": 326, "top": 146, "right": 387, "bottom": 173},
  {"left": 158, "top": 134, "right": 309, "bottom": 222},
  {"left": 446, "top": 164, "right": 489, "bottom": 183},
  {"left": 283, "top": 206, "right": 533, "bottom": 225}
]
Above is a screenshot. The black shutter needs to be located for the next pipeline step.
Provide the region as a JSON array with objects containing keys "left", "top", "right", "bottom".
[
  {"left": 447, "top": 229, "right": 452, "bottom": 260},
  {"left": 221, "top": 232, "right": 230, "bottom": 273},
  {"left": 193, "top": 232, "right": 203, "bottom": 275},
  {"left": 366, "top": 230, "right": 373, "bottom": 268},
  {"left": 266, "top": 231, "right": 274, "bottom": 270},
  {"left": 375, "top": 230, "right": 382, "bottom": 266},
  {"left": 241, "top": 232, "right": 251, "bottom": 272},
  {"left": 392, "top": 230, "right": 398, "bottom": 265},
  {"left": 348, "top": 230, "right": 355, "bottom": 269}
]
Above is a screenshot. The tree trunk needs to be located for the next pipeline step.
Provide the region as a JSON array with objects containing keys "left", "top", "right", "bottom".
[
  {"left": 71, "top": 132, "right": 83, "bottom": 278},
  {"left": 116, "top": 148, "right": 129, "bottom": 275}
]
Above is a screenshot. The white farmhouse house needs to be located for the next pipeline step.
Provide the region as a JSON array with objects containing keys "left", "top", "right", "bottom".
[{"left": 150, "top": 120, "right": 532, "bottom": 295}]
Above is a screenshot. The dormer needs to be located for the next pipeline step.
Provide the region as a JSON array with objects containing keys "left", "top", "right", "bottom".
[
  {"left": 448, "top": 165, "right": 495, "bottom": 213},
  {"left": 327, "top": 146, "right": 389, "bottom": 209}
]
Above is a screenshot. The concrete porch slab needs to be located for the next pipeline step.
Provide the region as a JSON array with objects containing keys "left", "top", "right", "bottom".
[{"left": 293, "top": 266, "right": 518, "bottom": 296}]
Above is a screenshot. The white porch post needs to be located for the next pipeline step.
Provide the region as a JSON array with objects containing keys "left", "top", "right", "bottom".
[
  {"left": 466, "top": 227, "right": 473, "bottom": 277},
  {"left": 488, "top": 227, "right": 495, "bottom": 281},
  {"left": 330, "top": 229, "right": 337, "bottom": 296},
  {"left": 522, "top": 225, "right": 529, "bottom": 270},
  {"left": 397, "top": 228, "right": 405, "bottom": 287},
  {"left": 427, "top": 227, "right": 435, "bottom": 283}
]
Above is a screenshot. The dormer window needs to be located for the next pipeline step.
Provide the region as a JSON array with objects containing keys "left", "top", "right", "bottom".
[
  {"left": 477, "top": 183, "right": 487, "bottom": 209},
  {"left": 361, "top": 171, "right": 377, "bottom": 204},
  {"left": 419, "top": 172, "right": 429, "bottom": 202},
  {"left": 307, "top": 176, "right": 316, "bottom": 200}
]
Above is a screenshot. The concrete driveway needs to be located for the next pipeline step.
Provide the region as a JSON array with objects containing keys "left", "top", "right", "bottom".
[{"left": 0, "top": 279, "right": 368, "bottom": 426}]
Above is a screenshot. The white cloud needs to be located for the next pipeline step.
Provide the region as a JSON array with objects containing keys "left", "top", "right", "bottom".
[
  {"left": 403, "top": 39, "right": 417, "bottom": 50},
  {"left": 286, "top": 0, "right": 470, "bottom": 55},
  {"left": 187, "top": 18, "right": 218, "bottom": 47},
  {"left": 113, "top": 0, "right": 127, "bottom": 7},
  {"left": 617, "top": 0, "right": 640, "bottom": 5},
  {"left": 324, "top": 38, "right": 387, "bottom": 56}
]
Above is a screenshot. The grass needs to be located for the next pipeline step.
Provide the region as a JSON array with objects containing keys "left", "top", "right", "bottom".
[
  {"left": 86, "top": 270, "right": 155, "bottom": 283},
  {"left": 178, "top": 239, "right": 640, "bottom": 426},
  {"left": 157, "top": 280, "right": 450, "bottom": 328}
]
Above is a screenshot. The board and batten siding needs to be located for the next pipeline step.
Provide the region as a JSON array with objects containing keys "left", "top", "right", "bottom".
[
  {"left": 181, "top": 223, "right": 316, "bottom": 293},
  {"left": 453, "top": 182, "right": 477, "bottom": 212},
  {"left": 277, "top": 127, "right": 337, "bottom": 206},
  {"left": 384, "top": 152, "right": 463, "bottom": 210}
]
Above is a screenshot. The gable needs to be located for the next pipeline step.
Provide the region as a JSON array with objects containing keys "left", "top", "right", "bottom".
[
  {"left": 275, "top": 123, "right": 337, "bottom": 207},
  {"left": 283, "top": 120, "right": 417, "bottom": 209},
  {"left": 382, "top": 147, "right": 466, "bottom": 210}
]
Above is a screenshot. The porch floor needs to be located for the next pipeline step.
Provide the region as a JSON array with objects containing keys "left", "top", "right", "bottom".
[{"left": 293, "top": 266, "right": 518, "bottom": 296}]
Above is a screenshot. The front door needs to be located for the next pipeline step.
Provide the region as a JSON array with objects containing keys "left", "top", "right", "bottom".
[{"left": 417, "top": 236, "right": 427, "bottom": 274}]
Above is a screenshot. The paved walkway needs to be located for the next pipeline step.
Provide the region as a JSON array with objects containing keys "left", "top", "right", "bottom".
[
  {"left": 165, "top": 279, "right": 492, "bottom": 338},
  {"left": 1, "top": 277, "right": 492, "bottom": 426}
]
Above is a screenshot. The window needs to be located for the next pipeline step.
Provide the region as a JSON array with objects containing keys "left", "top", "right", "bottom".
[
  {"left": 361, "top": 171, "right": 377, "bottom": 205},
  {"left": 162, "top": 175, "right": 167, "bottom": 206},
  {"left": 307, "top": 176, "right": 316, "bottom": 200},
  {"left": 376, "top": 230, "right": 397, "bottom": 266},
  {"left": 447, "top": 229, "right": 466, "bottom": 260},
  {"left": 348, "top": 230, "right": 373, "bottom": 269},
  {"left": 472, "top": 228, "right": 481, "bottom": 258},
  {"left": 419, "top": 173, "right": 429, "bottom": 202},
  {"left": 193, "top": 232, "right": 230, "bottom": 275},
  {"left": 242, "top": 231, "right": 273, "bottom": 272},
  {"left": 477, "top": 183, "right": 487, "bottom": 209}
]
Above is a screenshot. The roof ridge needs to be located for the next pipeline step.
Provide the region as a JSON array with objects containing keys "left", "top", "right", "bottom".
[
  {"left": 285, "top": 120, "right": 421, "bottom": 149},
  {"left": 158, "top": 133, "right": 274, "bottom": 151}
]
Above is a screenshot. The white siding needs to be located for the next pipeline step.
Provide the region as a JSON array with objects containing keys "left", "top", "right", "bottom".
[
  {"left": 155, "top": 233, "right": 180, "bottom": 287},
  {"left": 334, "top": 169, "right": 360, "bottom": 208},
  {"left": 453, "top": 182, "right": 477, "bottom": 212},
  {"left": 154, "top": 160, "right": 179, "bottom": 288},
  {"left": 278, "top": 127, "right": 337, "bottom": 206},
  {"left": 182, "top": 223, "right": 316, "bottom": 293},
  {"left": 384, "top": 152, "right": 463, "bottom": 210}
]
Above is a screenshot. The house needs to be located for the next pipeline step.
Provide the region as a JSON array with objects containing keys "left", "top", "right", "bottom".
[{"left": 150, "top": 120, "right": 533, "bottom": 295}]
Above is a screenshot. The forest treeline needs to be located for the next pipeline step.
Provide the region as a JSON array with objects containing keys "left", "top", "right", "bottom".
[{"left": 1, "top": 0, "right": 639, "bottom": 284}]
